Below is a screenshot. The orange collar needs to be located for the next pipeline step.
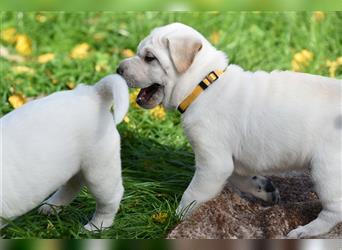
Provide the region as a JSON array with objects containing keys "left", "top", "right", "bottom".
[{"left": 177, "top": 69, "right": 224, "bottom": 113}]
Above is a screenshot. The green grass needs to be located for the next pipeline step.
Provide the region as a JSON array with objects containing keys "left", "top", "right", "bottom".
[{"left": 0, "top": 11, "right": 341, "bottom": 239}]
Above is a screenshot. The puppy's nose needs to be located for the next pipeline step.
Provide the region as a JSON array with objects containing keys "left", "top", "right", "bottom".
[{"left": 116, "top": 66, "right": 124, "bottom": 75}]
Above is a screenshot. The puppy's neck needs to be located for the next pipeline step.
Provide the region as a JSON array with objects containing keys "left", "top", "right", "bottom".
[{"left": 166, "top": 48, "right": 228, "bottom": 110}]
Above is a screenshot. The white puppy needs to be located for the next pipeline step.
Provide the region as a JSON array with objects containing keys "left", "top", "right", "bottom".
[
  {"left": 0, "top": 74, "right": 129, "bottom": 231},
  {"left": 117, "top": 23, "right": 342, "bottom": 238}
]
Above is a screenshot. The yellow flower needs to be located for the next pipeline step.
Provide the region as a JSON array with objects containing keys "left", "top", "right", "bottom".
[
  {"left": 93, "top": 32, "right": 106, "bottom": 42},
  {"left": 293, "top": 53, "right": 305, "bottom": 64},
  {"left": 123, "top": 115, "right": 130, "bottom": 123},
  {"left": 121, "top": 49, "right": 135, "bottom": 58},
  {"left": 8, "top": 93, "right": 26, "bottom": 109},
  {"left": 36, "top": 14, "right": 47, "bottom": 23},
  {"left": 291, "top": 49, "right": 313, "bottom": 71},
  {"left": 70, "top": 43, "right": 91, "bottom": 60},
  {"left": 291, "top": 59, "right": 301, "bottom": 72},
  {"left": 210, "top": 31, "right": 220, "bottom": 45},
  {"left": 130, "top": 89, "right": 140, "bottom": 108},
  {"left": 151, "top": 212, "right": 168, "bottom": 224},
  {"left": 150, "top": 105, "right": 166, "bottom": 120},
  {"left": 326, "top": 60, "right": 338, "bottom": 78},
  {"left": 95, "top": 62, "right": 108, "bottom": 72},
  {"left": 337, "top": 57, "right": 342, "bottom": 65},
  {"left": 313, "top": 11, "right": 325, "bottom": 22},
  {"left": 38, "top": 53, "right": 55, "bottom": 64},
  {"left": 301, "top": 49, "right": 313, "bottom": 61},
  {"left": 12, "top": 66, "right": 35, "bottom": 75},
  {"left": 1, "top": 27, "right": 17, "bottom": 44},
  {"left": 66, "top": 81, "right": 76, "bottom": 89},
  {"left": 326, "top": 60, "right": 333, "bottom": 67},
  {"left": 15, "top": 34, "right": 32, "bottom": 56}
]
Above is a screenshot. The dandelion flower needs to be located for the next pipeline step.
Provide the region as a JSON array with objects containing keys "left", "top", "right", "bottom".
[
  {"left": 129, "top": 89, "right": 140, "bottom": 108},
  {"left": 123, "top": 115, "right": 130, "bottom": 123},
  {"left": 313, "top": 11, "right": 325, "bottom": 22},
  {"left": 12, "top": 66, "right": 35, "bottom": 75},
  {"left": 291, "top": 59, "right": 301, "bottom": 72},
  {"left": 293, "top": 53, "right": 306, "bottom": 64},
  {"left": 337, "top": 57, "right": 342, "bottom": 65},
  {"left": 38, "top": 53, "right": 55, "bottom": 64},
  {"left": 1, "top": 27, "right": 17, "bottom": 44},
  {"left": 66, "top": 81, "right": 76, "bottom": 89},
  {"left": 8, "top": 93, "right": 26, "bottom": 109},
  {"left": 15, "top": 34, "right": 32, "bottom": 56},
  {"left": 291, "top": 49, "right": 313, "bottom": 71},
  {"left": 326, "top": 60, "right": 338, "bottom": 78},
  {"left": 301, "top": 49, "right": 313, "bottom": 61},
  {"left": 36, "top": 14, "right": 47, "bottom": 23},
  {"left": 151, "top": 212, "right": 168, "bottom": 224},
  {"left": 70, "top": 43, "right": 91, "bottom": 60},
  {"left": 326, "top": 60, "right": 333, "bottom": 67},
  {"left": 121, "top": 49, "right": 135, "bottom": 58},
  {"left": 93, "top": 32, "right": 107, "bottom": 42},
  {"left": 150, "top": 105, "right": 166, "bottom": 120},
  {"left": 210, "top": 31, "right": 220, "bottom": 45},
  {"left": 95, "top": 62, "right": 108, "bottom": 72}
]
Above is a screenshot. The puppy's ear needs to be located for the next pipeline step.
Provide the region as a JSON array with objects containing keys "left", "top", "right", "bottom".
[{"left": 167, "top": 35, "right": 202, "bottom": 74}]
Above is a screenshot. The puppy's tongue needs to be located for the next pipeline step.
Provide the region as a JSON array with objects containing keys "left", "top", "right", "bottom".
[{"left": 137, "top": 84, "right": 160, "bottom": 105}]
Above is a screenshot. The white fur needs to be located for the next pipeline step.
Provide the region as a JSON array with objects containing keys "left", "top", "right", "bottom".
[
  {"left": 0, "top": 74, "right": 129, "bottom": 231},
  {"left": 124, "top": 23, "right": 342, "bottom": 238}
]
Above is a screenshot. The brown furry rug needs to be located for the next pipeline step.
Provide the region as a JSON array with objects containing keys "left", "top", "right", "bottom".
[{"left": 168, "top": 171, "right": 342, "bottom": 239}]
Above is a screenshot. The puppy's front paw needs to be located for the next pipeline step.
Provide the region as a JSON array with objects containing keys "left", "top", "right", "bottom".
[
  {"left": 83, "top": 222, "right": 111, "bottom": 232},
  {"left": 84, "top": 222, "right": 100, "bottom": 232},
  {"left": 38, "top": 204, "right": 62, "bottom": 215},
  {"left": 84, "top": 217, "right": 113, "bottom": 232},
  {"left": 176, "top": 200, "right": 198, "bottom": 220}
]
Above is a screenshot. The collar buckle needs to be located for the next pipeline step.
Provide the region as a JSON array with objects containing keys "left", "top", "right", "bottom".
[{"left": 206, "top": 71, "right": 219, "bottom": 83}]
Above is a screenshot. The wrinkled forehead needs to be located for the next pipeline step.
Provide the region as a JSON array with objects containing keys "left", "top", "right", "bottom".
[
  {"left": 137, "top": 23, "right": 201, "bottom": 53},
  {"left": 137, "top": 35, "right": 157, "bottom": 51},
  {"left": 137, "top": 32, "right": 166, "bottom": 53}
]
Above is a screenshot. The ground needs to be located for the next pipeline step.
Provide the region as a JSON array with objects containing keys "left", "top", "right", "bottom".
[{"left": 0, "top": 11, "right": 341, "bottom": 239}]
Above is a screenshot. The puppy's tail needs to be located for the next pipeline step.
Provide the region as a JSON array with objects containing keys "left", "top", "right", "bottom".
[{"left": 95, "top": 74, "right": 129, "bottom": 125}]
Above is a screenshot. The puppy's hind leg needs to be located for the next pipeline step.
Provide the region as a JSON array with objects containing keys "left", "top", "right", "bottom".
[
  {"left": 82, "top": 138, "right": 123, "bottom": 231},
  {"left": 38, "top": 172, "right": 84, "bottom": 215},
  {"left": 288, "top": 150, "right": 342, "bottom": 238},
  {"left": 228, "top": 171, "right": 280, "bottom": 204}
]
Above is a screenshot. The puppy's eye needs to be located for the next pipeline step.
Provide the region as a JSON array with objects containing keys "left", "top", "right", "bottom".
[{"left": 145, "top": 55, "right": 155, "bottom": 63}]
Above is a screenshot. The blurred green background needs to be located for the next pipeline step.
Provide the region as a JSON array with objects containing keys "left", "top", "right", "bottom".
[
  {"left": 0, "top": 0, "right": 342, "bottom": 11},
  {"left": 0, "top": 12, "right": 341, "bottom": 239}
]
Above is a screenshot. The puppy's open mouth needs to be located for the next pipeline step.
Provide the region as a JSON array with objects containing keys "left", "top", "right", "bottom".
[{"left": 136, "top": 83, "right": 164, "bottom": 109}]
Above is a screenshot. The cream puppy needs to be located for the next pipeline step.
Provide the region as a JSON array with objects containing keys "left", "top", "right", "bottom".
[
  {"left": 0, "top": 75, "right": 129, "bottom": 231},
  {"left": 117, "top": 23, "right": 342, "bottom": 238}
]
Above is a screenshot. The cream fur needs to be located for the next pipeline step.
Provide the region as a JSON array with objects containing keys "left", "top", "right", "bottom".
[
  {"left": 0, "top": 75, "right": 129, "bottom": 231},
  {"left": 119, "top": 22, "right": 342, "bottom": 238}
]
